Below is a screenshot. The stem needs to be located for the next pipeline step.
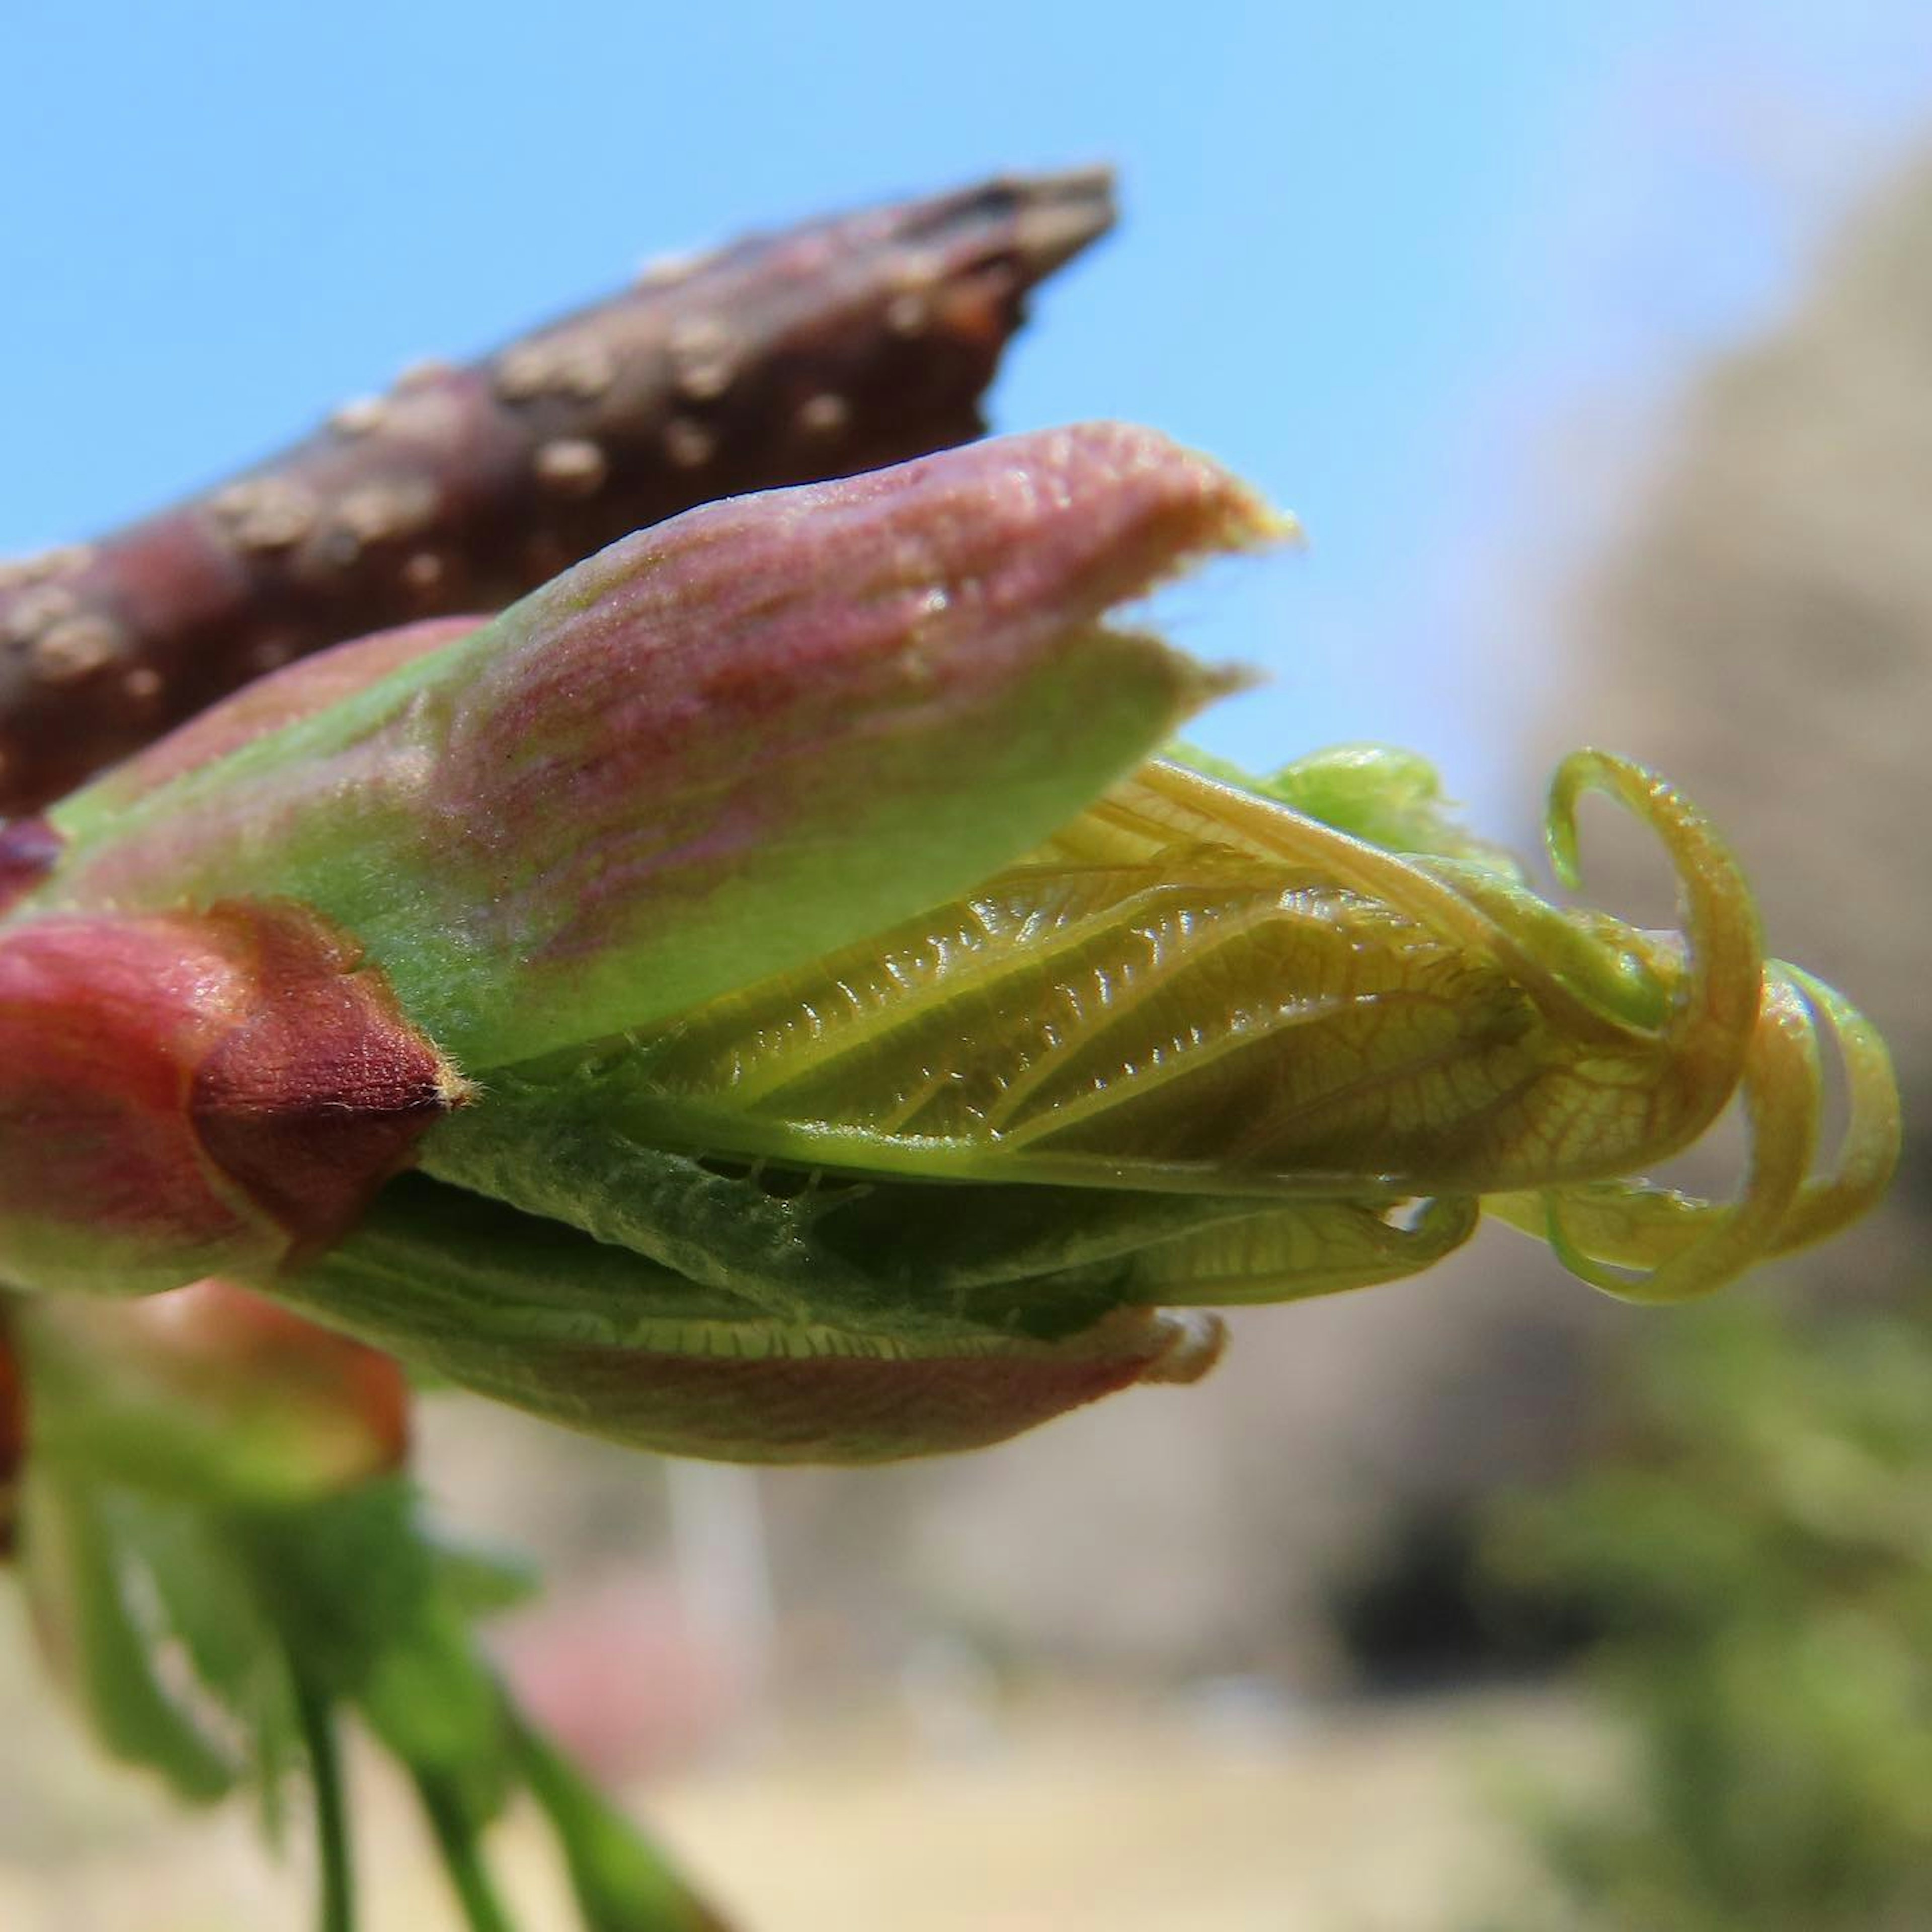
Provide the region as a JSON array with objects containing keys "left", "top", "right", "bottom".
[
  {"left": 510, "top": 1701, "right": 732, "bottom": 1931},
  {"left": 415, "top": 1769, "right": 517, "bottom": 1932},
  {"left": 293, "top": 1676, "right": 354, "bottom": 1932}
]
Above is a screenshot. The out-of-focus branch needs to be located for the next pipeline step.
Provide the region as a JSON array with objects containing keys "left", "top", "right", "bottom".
[{"left": 0, "top": 169, "right": 1114, "bottom": 811}]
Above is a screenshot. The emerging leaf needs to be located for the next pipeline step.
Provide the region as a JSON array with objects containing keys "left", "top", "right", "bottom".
[{"left": 0, "top": 428, "right": 1896, "bottom": 1463}]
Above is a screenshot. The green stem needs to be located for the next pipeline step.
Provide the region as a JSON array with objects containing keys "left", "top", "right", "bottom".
[
  {"left": 509, "top": 1703, "right": 729, "bottom": 1930},
  {"left": 293, "top": 1676, "right": 354, "bottom": 1932},
  {"left": 415, "top": 1769, "right": 517, "bottom": 1932}
]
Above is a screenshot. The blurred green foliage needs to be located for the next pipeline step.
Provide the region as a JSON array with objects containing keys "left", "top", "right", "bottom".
[{"left": 1480, "top": 1296, "right": 1932, "bottom": 1932}]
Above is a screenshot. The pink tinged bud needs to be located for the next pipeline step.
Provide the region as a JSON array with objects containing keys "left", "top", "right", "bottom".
[
  {"left": 42, "top": 425, "right": 1282, "bottom": 1071},
  {"left": 20, "top": 1282, "right": 411, "bottom": 1505},
  {"left": 0, "top": 902, "right": 463, "bottom": 1296}
]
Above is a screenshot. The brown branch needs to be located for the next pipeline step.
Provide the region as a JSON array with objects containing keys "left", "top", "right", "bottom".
[{"left": 0, "top": 169, "right": 1113, "bottom": 812}]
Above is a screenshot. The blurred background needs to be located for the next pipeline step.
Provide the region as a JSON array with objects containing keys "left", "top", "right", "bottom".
[{"left": 3, "top": 4, "right": 1930, "bottom": 1926}]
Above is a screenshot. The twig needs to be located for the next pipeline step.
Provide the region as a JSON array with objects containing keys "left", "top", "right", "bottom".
[{"left": 0, "top": 169, "right": 1114, "bottom": 810}]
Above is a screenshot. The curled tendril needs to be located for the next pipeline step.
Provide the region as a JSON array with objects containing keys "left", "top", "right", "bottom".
[
  {"left": 1543, "top": 749, "right": 1766, "bottom": 1106},
  {"left": 1490, "top": 962, "right": 1902, "bottom": 1302}
]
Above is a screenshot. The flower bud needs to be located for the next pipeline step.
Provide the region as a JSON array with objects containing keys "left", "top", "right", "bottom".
[{"left": 40, "top": 425, "right": 1276, "bottom": 1071}]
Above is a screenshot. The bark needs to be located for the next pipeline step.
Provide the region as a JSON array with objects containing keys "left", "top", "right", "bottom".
[{"left": 0, "top": 169, "right": 1113, "bottom": 811}]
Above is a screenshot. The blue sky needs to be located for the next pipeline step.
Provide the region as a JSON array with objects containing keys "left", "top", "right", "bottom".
[{"left": 7, "top": 2, "right": 1932, "bottom": 812}]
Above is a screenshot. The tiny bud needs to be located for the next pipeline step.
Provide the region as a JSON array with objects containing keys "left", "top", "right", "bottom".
[
  {"left": 0, "top": 903, "right": 462, "bottom": 1296},
  {"left": 20, "top": 1283, "right": 410, "bottom": 1505}
]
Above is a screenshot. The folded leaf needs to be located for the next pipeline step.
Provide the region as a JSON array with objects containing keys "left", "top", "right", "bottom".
[
  {"left": 502, "top": 751, "right": 1760, "bottom": 1199},
  {"left": 280, "top": 1176, "right": 1224, "bottom": 1463}
]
